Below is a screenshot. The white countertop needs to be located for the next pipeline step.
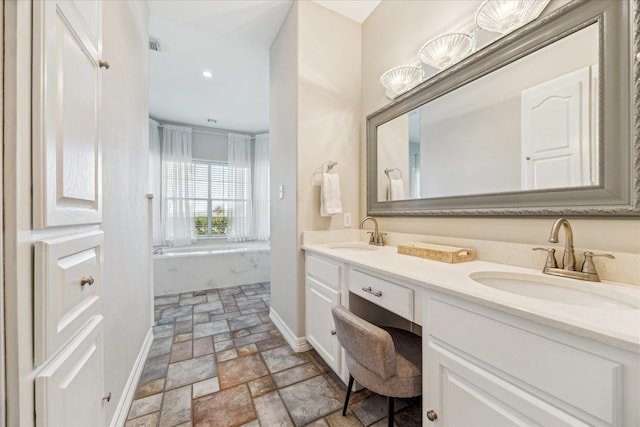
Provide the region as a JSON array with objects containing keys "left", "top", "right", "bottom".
[{"left": 302, "top": 242, "right": 640, "bottom": 353}]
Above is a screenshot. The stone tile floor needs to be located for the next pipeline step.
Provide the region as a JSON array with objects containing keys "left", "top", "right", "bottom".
[{"left": 125, "top": 282, "right": 421, "bottom": 427}]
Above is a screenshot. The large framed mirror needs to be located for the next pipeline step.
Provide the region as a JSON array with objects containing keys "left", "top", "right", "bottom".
[{"left": 367, "top": 0, "right": 639, "bottom": 216}]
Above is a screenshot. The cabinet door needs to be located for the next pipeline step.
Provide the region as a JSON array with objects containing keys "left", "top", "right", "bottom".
[
  {"left": 425, "top": 341, "right": 589, "bottom": 427},
  {"left": 36, "top": 316, "right": 105, "bottom": 427},
  {"left": 32, "top": 0, "right": 103, "bottom": 228},
  {"left": 306, "top": 277, "right": 341, "bottom": 373}
]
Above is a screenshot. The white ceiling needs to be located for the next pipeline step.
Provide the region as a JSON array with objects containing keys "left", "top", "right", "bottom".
[{"left": 148, "top": 0, "right": 380, "bottom": 134}]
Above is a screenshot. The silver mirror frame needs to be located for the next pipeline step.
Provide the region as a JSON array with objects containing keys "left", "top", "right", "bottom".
[{"left": 367, "top": 0, "right": 639, "bottom": 217}]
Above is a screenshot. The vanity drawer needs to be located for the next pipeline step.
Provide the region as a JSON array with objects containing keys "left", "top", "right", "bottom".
[
  {"left": 306, "top": 254, "right": 341, "bottom": 289},
  {"left": 428, "top": 298, "right": 622, "bottom": 424},
  {"left": 349, "top": 269, "right": 414, "bottom": 321},
  {"left": 34, "top": 231, "right": 103, "bottom": 364}
]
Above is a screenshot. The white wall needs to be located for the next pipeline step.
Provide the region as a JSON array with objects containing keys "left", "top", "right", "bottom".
[
  {"left": 270, "top": 1, "right": 361, "bottom": 340},
  {"left": 361, "top": 0, "right": 640, "bottom": 259},
  {"left": 270, "top": 1, "right": 300, "bottom": 337},
  {"left": 101, "top": 1, "right": 152, "bottom": 423}
]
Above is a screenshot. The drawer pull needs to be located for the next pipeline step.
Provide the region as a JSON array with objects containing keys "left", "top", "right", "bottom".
[
  {"left": 362, "top": 286, "right": 382, "bottom": 297},
  {"left": 426, "top": 410, "right": 438, "bottom": 421},
  {"left": 80, "top": 276, "right": 95, "bottom": 286},
  {"left": 99, "top": 59, "right": 110, "bottom": 69},
  {"left": 103, "top": 392, "right": 112, "bottom": 402},
  {"left": 331, "top": 330, "right": 336, "bottom": 335}
]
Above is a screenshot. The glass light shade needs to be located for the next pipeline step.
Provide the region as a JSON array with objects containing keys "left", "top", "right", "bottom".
[
  {"left": 380, "top": 66, "right": 423, "bottom": 97},
  {"left": 418, "top": 33, "right": 473, "bottom": 71},
  {"left": 475, "top": 0, "right": 551, "bottom": 34}
]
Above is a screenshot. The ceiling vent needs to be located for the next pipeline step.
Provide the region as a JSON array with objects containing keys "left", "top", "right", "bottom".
[{"left": 149, "top": 38, "right": 162, "bottom": 52}]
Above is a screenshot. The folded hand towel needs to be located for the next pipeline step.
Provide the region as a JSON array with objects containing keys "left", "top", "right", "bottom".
[
  {"left": 389, "top": 178, "right": 405, "bottom": 201},
  {"left": 321, "top": 173, "right": 342, "bottom": 216}
]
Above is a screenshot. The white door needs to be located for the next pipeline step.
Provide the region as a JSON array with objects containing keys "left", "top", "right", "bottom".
[
  {"left": 305, "top": 277, "right": 341, "bottom": 373},
  {"left": 521, "top": 67, "right": 592, "bottom": 190},
  {"left": 32, "top": 0, "right": 104, "bottom": 228}
]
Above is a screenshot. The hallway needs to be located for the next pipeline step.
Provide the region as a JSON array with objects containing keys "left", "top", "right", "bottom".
[{"left": 125, "top": 283, "right": 421, "bottom": 426}]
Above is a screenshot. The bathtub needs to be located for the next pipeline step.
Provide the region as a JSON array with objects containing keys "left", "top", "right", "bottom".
[{"left": 153, "top": 241, "right": 270, "bottom": 295}]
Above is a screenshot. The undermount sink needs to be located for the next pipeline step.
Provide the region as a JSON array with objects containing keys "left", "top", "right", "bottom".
[
  {"left": 470, "top": 271, "right": 639, "bottom": 309},
  {"left": 327, "top": 242, "right": 379, "bottom": 251}
]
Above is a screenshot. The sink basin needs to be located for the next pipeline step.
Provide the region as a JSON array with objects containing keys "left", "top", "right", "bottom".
[
  {"left": 327, "top": 242, "right": 379, "bottom": 252},
  {"left": 470, "top": 271, "right": 638, "bottom": 309}
]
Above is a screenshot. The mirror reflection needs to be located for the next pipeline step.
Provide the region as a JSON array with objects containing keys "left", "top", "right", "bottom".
[{"left": 377, "top": 23, "right": 599, "bottom": 202}]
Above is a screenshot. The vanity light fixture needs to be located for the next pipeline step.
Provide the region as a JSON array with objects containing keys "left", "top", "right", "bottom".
[
  {"left": 202, "top": 70, "right": 214, "bottom": 79},
  {"left": 475, "top": 0, "right": 551, "bottom": 35},
  {"left": 418, "top": 32, "right": 473, "bottom": 71},
  {"left": 380, "top": 65, "right": 423, "bottom": 98}
]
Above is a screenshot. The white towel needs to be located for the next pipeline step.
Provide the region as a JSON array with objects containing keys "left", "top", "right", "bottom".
[
  {"left": 389, "top": 178, "right": 405, "bottom": 201},
  {"left": 321, "top": 173, "right": 342, "bottom": 216}
]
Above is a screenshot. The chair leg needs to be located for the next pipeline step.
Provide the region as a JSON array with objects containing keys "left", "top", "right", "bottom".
[
  {"left": 342, "top": 375, "right": 354, "bottom": 416},
  {"left": 387, "top": 396, "right": 395, "bottom": 427}
]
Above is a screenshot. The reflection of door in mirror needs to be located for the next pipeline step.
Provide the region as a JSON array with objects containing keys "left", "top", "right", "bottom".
[{"left": 521, "top": 65, "right": 598, "bottom": 190}]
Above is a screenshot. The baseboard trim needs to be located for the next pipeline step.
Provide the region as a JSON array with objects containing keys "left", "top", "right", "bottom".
[
  {"left": 109, "top": 328, "right": 153, "bottom": 427},
  {"left": 269, "top": 308, "right": 312, "bottom": 353}
]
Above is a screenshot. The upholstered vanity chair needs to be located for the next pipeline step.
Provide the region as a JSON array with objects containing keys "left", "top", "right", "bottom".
[{"left": 331, "top": 305, "right": 422, "bottom": 427}]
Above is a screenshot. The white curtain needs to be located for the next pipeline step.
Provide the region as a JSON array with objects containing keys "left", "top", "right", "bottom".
[
  {"left": 252, "top": 133, "right": 270, "bottom": 241},
  {"left": 227, "top": 133, "right": 253, "bottom": 242},
  {"left": 149, "top": 119, "right": 163, "bottom": 246},
  {"left": 161, "top": 125, "right": 195, "bottom": 246}
]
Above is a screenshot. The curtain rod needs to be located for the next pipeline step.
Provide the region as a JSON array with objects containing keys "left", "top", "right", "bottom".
[{"left": 157, "top": 124, "right": 255, "bottom": 139}]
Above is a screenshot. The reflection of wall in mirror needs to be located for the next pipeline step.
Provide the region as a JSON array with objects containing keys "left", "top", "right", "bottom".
[
  {"left": 417, "top": 23, "right": 598, "bottom": 199},
  {"left": 377, "top": 114, "right": 409, "bottom": 201}
]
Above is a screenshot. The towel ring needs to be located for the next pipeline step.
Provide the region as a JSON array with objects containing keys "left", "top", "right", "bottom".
[
  {"left": 323, "top": 160, "right": 338, "bottom": 173},
  {"left": 384, "top": 168, "right": 402, "bottom": 180}
]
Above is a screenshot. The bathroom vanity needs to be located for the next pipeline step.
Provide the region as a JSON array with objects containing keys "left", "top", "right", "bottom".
[{"left": 303, "top": 241, "right": 640, "bottom": 426}]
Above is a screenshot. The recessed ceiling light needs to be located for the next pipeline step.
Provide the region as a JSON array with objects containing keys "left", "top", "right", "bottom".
[{"left": 202, "top": 70, "right": 214, "bottom": 79}]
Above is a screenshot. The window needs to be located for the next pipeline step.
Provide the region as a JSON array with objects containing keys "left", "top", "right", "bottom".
[{"left": 190, "top": 160, "right": 249, "bottom": 237}]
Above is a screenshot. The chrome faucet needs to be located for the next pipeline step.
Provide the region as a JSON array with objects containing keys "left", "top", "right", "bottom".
[
  {"left": 359, "top": 216, "right": 385, "bottom": 246},
  {"left": 533, "top": 218, "right": 614, "bottom": 282}
]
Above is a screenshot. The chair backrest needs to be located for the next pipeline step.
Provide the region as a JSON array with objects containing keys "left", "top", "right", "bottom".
[{"left": 331, "top": 305, "right": 396, "bottom": 379}]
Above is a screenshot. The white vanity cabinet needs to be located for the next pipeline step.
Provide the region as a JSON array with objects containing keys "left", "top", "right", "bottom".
[
  {"left": 423, "top": 292, "right": 639, "bottom": 427},
  {"left": 303, "top": 244, "right": 639, "bottom": 427},
  {"left": 305, "top": 254, "right": 345, "bottom": 378}
]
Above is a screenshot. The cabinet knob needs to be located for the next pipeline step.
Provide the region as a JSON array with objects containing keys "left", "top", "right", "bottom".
[
  {"left": 99, "top": 59, "right": 110, "bottom": 69},
  {"left": 80, "top": 276, "right": 95, "bottom": 286},
  {"left": 103, "top": 392, "right": 112, "bottom": 402},
  {"left": 331, "top": 330, "right": 336, "bottom": 335},
  {"left": 426, "top": 410, "right": 438, "bottom": 421}
]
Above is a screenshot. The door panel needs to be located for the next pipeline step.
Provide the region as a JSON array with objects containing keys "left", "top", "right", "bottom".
[
  {"left": 33, "top": 0, "right": 103, "bottom": 228},
  {"left": 35, "top": 316, "right": 104, "bottom": 427}
]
